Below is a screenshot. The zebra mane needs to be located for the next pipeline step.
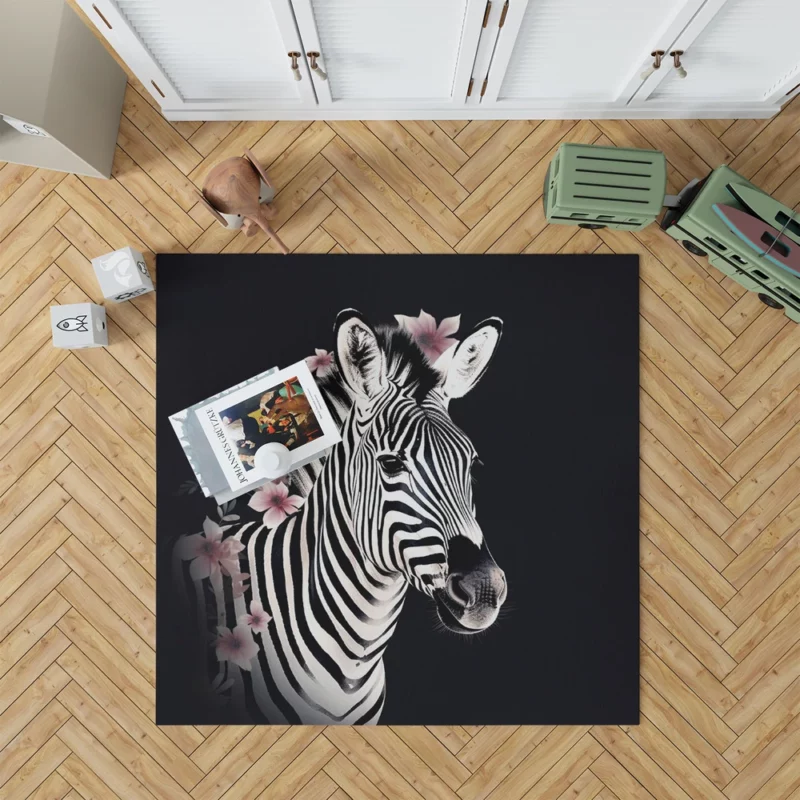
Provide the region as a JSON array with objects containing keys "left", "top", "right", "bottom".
[{"left": 316, "top": 323, "right": 442, "bottom": 423}]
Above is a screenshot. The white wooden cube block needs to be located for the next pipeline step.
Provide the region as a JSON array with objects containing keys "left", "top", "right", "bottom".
[
  {"left": 51, "top": 303, "right": 108, "bottom": 349},
  {"left": 91, "top": 246, "right": 154, "bottom": 302}
]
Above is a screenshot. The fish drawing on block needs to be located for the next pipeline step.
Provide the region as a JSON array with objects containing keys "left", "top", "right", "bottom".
[
  {"left": 57, "top": 315, "right": 89, "bottom": 332},
  {"left": 712, "top": 204, "right": 800, "bottom": 278}
]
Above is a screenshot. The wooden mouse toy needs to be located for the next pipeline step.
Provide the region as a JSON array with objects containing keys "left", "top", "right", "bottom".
[{"left": 197, "top": 148, "right": 289, "bottom": 254}]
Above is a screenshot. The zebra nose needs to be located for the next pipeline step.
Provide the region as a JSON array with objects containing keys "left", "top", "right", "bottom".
[{"left": 446, "top": 566, "right": 506, "bottom": 609}]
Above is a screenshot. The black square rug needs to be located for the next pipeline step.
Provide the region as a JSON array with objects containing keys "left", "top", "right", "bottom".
[{"left": 156, "top": 254, "right": 639, "bottom": 725}]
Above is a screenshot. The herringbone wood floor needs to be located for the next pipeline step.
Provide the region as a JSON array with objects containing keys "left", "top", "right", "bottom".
[{"left": 3, "top": 40, "right": 800, "bottom": 800}]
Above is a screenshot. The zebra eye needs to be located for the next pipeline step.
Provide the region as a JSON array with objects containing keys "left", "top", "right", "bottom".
[{"left": 378, "top": 454, "right": 406, "bottom": 476}]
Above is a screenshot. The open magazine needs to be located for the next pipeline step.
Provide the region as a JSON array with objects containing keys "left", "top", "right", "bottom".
[{"left": 195, "top": 361, "right": 340, "bottom": 494}]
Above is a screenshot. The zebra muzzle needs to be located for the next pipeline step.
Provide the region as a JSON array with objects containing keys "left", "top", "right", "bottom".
[{"left": 433, "top": 537, "right": 507, "bottom": 633}]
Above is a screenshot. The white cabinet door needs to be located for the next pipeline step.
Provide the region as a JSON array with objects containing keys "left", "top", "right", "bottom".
[
  {"left": 289, "top": 0, "right": 486, "bottom": 110},
  {"left": 479, "top": 0, "right": 705, "bottom": 111},
  {"left": 76, "top": 0, "right": 317, "bottom": 112},
  {"left": 632, "top": 0, "right": 800, "bottom": 111}
]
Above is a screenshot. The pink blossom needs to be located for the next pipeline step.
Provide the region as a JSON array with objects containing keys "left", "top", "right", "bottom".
[
  {"left": 231, "top": 572, "right": 250, "bottom": 598},
  {"left": 215, "top": 625, "right": 259, "bottom": 671},
  {"left": 177, "top": 518, "right": 243, "bottom": 581},
  {"left": 306, "top": 348, "right": 335, "bottom": 377},
  {"left": 239, "top": 600, "right": 271, "bottom": 634},
  {"left": 248, "top": 481, "right": 304, "bottom": 528},
  {"left": 395, "top": 310, "right": 460, "bottom": 362}
]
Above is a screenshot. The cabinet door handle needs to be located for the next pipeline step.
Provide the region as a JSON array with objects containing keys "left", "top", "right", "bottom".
[
  {"left": 307, "top": 52, "right": 328, "bottom": 81},
  {"left": 640, "top": 50, "right": 664, "bottom": 81},
  {"left": 288, "top": 51, "right": 302, "bottom": 81},
  {"left": 670, "top": 50, "right": 687, "bottom": 79}
]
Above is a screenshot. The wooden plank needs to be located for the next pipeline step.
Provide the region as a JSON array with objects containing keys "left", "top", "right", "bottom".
[
  {"left": 122, "top": 84, "right": 201, "bottom": 174},
  {"left": 365, "top": 121, "right": 469, "bottom": 209},
  {"left": 0, "top": 733, "right": 70, "bottom": 800},
  {"left": 641, "top": 391, "right": 735, "bottom": 500},
  {"left": 322, "top": 173, "right": 417, "bottom": 254},
  {"left": 322, "top": 137, "right": 452, "bottom": 253},
  {"left": 724, "top": 639, "right": 800, "bottom": 734},
  {"left": 0, "top": 591, "right": 70, "bottom": 681},
  {"left": 110, "top": 147, "right": 202, "bottom": 248},
  {"left": 641, "top": 607, "right": 738, "bottom": 716},
  {"left": 56, "top": 535, "right": 154, "bottom": 645},
  {"left": 0, "top": 170, "right": 66, "bottom": 243},
  {"left": 455, "top": 120, "right": 577, "bottom": 229},
  {"left": 55, "top": 356, "right": 155, "bottom": 468},
  {"left": 723, "top": 676, "right": 800, "bottom": 771},
  {"left": 259, "top": 121, "right": 332, "bottom": 192},
  {"left": 56, "top": 570, "right": 154, "bottom": 685},
  {"left": 56, "top": 717, "right": 157, "bottom": 800},
  {"left": 116, "top": 115, "right": 200, "bottom": 211},
  {"left": 639, "top": 283, "right": 736, "bottom": 390},
  {"left": 400, "top": 121, "right": 469, "bottom": 174},
  {"left": 639, "top": 354, "right": 735, "bottom": 463},
  {"left": 454, "top": 121, "right": 506, "bottom": 155},
  {"left": 454, "top": 121, "right": 540, "bottom": 192},
  {"left": 0, "top": 228, "right": 68, "bottom": 315},
  {"left": 723, "top": 387, "right": 800, "bottom": 479},
  {"left": 0, "top": 194, "right": 69, "bottom": 276},
  {"left": 639, "top": 680, "right": 737, "bottom": 790},
  {"left": 329, "top": 122, "right": 469, "bottom": 246},
  {"left": 0, "top": 519, "right": 72, "bottom": 608},
  {"left": 57, "top": 646, "right": 203, "bottom": 789},
  {"left": 0, "top": 163, "right": 36, "bottom": 206},
  {"left": 57, "top": 681, "right": 193, "bottom": 799},
  {"left": 641, "top": 426, "right": 737, "bottom": 537},
  {"left": 640, "top": 570, "right": 738, "bottom": 681},
  {"left": 640, "top": 643, "right": 737, "bottom": 751}
]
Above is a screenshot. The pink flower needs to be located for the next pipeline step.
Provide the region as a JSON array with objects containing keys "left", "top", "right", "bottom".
[
  {"left": 239, "top": 600, "right": 271, "bottom": 634},
  {"left": 395, "top": 310, "right": 460, "bottom": 362},
  {"left": 231, "top": 573, "right": 250, "bottom": 598},
  {"left": 215, "top": 625, "right": 259, "bottom": 671},
  {"left": 306, "top": 348, "right": 334, "bottom": 377},
  {"left": 248, "top": 481, "right": 304, "bottom": 528},
  {"left": 177, "top": 518, "right": 244, "bottom": 581}
]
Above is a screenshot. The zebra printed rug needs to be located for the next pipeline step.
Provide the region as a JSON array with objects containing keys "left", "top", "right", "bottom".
[{"left": 156, "top": 253, "right": 640, "bottom": 725}]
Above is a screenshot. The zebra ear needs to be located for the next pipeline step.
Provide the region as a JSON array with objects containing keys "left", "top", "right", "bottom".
[
  {"left": 438, "top": 317, "right": 502, "bottom": 400},
  {"left": 334, "top": 309, "right": 388, "bottom": 402}
]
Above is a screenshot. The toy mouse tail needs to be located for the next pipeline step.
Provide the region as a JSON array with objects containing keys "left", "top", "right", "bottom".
[{"left": 253, "top": 214, "right": 290, "bottom": 255}]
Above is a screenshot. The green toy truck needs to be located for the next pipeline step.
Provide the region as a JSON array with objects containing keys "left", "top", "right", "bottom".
[
  {"left": 544, "top": 143, "right": 800, "bottom": 323},
  {"left": 660, "top": 165, "right": 800, "bottom": 323}
]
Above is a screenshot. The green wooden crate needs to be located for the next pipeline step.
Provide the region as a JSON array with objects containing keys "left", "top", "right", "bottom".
[
  {"left": 544, "top": 143, "right": 667, "bottom": 231},
  {"left": 661, "top": 164, "right": 800, "bottom": 323}
]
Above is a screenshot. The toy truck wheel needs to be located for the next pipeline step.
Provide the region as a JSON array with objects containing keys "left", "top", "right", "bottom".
[
  {"left": 682, "top": 240, "right": 707, "bottom": 257},
  {"left": 758, "top": 293, "right": 784, "bottom": 310},
  {"left": 578, "top": 223, "right": 606, "bottom": 229}
]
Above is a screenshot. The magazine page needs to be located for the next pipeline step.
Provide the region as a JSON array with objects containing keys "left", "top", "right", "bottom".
[{"left": 195, "top": 360, "right": 340, "bottom": 492}]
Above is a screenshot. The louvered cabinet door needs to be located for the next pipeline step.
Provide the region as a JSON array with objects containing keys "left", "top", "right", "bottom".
[
  {"left": 632, "top": 0, "right": 800, "bottom": 111},
  {"left": 480, "top": 0, "right": 706, "bottom": 110},
  {"left": 289, "top": 0, "right": 486, "bottom": 109},
  {"left": 76, "top": 0, "right": 316, "bottom": 112}
]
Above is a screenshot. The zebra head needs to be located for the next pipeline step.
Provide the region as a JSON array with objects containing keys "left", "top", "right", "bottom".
[{"left": 333, "top": 310, "right": 507, "bottom": 634}]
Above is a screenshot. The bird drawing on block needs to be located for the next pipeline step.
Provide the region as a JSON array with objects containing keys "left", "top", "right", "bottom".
[{"left": 198, "top": 148, "right": 289, "bottom": 254}]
